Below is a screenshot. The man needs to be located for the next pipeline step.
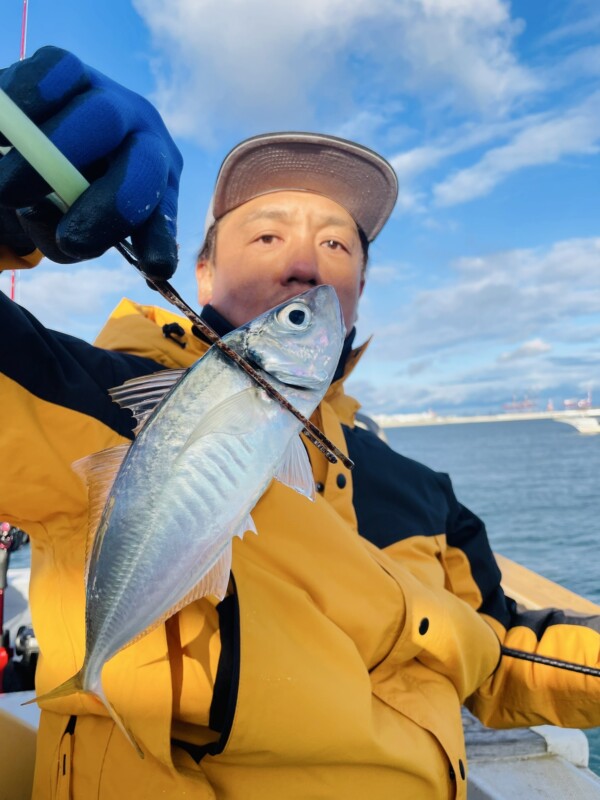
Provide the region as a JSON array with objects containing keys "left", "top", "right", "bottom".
[{"left": 1, "top": 47, "right": 599, "bottom": 800}]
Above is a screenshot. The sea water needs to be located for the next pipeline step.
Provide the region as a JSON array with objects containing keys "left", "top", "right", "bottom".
[{"left": 386, "top": 418, "right": 600, "bottom": 774}]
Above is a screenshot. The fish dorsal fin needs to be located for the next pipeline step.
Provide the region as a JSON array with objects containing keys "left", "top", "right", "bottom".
[
  {"left": 72, "top": 444, "right": 130, "bottom": 578},
  {"left": 109, "top": 368, "right": 187, "bottom": 433},
  {"left": 180, "top": 388, "right": 264, "bottom": 455},
  {"left": 274, "top": 436, "right": 315, "bottom": 500}
]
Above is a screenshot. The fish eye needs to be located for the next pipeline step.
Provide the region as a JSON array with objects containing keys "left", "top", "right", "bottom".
[{"left": 277, "top": 302, "right": 312, "bottom": 331}]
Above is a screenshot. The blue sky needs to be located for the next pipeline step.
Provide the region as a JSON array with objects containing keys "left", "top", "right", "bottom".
[{"left": 1, "top": 0, "right": 599, "bottom": 415}]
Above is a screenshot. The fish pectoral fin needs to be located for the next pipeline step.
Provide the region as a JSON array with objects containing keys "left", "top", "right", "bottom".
[
  {"left": 274, "top": 436, "right": 315, "bottom": 500},
  {"left": 72, "top": 444, "right": 130, "bottom": 578},
  {"left": 181, "top": 388, "right": 263, "bottom": 452}
]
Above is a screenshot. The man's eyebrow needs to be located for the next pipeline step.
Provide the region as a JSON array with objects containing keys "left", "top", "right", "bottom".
[
  {"left": 319, "top": 214, "right": 356, "bottom": 230},
  {"left": 241, "top": 208, "right": 293, "bottom": 225},
  {"left": 241, "top": 208, "right": 357, "bottom": 230}
]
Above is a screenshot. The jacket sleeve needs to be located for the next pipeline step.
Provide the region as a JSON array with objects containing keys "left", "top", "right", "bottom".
[
  {"left": 0, "top": 291, "right": 162, "bottom": 537},
  {"left": 440, "top": 481, "right": 600, "bottom": 729},
  {"left": 0, "top": 246, "right": 43, "bottom": 271}
]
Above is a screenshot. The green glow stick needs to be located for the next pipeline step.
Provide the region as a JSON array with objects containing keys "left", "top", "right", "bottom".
[{"left": 0, "top": 88, "right": 89, "bottom": 208}]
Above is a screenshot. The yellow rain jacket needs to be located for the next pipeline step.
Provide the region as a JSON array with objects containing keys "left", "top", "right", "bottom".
[{"left": 1, "top": 293, "right": 599, "bottom": 800}]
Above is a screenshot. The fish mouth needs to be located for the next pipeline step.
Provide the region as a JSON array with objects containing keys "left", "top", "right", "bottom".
[{"left": 245, "top": 348, "right": 312, "bottom": 390}]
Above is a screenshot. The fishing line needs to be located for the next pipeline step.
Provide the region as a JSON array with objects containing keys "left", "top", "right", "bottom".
[
  {"left": 0, "top": 88, "right": 353, "bottom": 469},
  {"left": 501, "top": 646, "right": 600, "bottom": 677},
  {"left": 8, "top": 0, "right": 29, "bottom": 302}
]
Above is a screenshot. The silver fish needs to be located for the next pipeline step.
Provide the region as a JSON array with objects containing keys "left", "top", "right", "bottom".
[{"left": 29, "top": 285, "right": 344, "bottom": 755}]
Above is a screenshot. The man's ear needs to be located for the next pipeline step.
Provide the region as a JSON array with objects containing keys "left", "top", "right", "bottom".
[{"left": 195, "top": 258, "right": 215, "bottom": 306}]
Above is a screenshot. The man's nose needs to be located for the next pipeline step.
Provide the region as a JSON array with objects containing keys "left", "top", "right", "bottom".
[{"left": 280, "top": 242, "right": 320, "bottom": 285}]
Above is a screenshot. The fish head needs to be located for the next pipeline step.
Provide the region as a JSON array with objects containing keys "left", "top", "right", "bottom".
[{"left": 238, "top": 285, "right": 345, "bottom": 393}]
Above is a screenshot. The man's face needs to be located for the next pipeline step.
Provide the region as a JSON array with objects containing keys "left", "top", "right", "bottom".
[{"left": 196, "top": 190, "right": 365, "bottom": 331}]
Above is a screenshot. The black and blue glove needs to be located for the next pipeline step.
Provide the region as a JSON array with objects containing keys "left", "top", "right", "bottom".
[{"left": 0, "top": 46, "right": 183, "bottom": 279}]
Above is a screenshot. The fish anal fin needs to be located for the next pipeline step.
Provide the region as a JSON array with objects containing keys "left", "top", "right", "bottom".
[
  {"left": 171, "top": 544, "right": 233, "bottom": 607},
  {"left": 234, "top": 514, "right": 257, "bottom": 539},
  {"left": 121, "top": 544, "right": 234, "bottom": 654},
  {"left": 72, "top": 444, "right": 129, "bottom": 578},
  {"left": 274, "top": 436, "right": 315, "bottom": 500}
]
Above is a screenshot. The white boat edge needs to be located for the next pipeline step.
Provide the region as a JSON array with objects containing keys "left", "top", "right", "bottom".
[{"left": 555, "top": 416, "right": 600, "bottom": 434}]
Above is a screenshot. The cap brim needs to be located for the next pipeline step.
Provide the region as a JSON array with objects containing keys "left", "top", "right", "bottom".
[{"left": 209, "top": 132, "right": 398, "bottom": 242}]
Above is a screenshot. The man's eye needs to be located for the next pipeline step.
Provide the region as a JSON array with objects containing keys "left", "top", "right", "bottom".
[
  {"left": 256, "top": 234, "right": 277, "bottom": 244},
  {"left": 322, "top": 239, "right": 347, "bottom": 252}
]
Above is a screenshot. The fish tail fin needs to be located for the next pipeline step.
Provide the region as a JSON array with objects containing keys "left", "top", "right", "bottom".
[
  {"left": 96, "top": 683, "right": 145, "bottom": 759},
  {"left": 21, "top": 671, "right": 84, "bottom": 706},
  {"left": 21, "top": 672, "right": 144, "bottom": 758}
]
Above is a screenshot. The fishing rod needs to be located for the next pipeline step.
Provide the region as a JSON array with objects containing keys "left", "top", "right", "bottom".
[
  {"left": 8, "top": 0, "right": 29, "bottom": 302},
  {"left": 0, "top": 88, "right": 353, "bottom": 469},
  {"left": 501, "top": 646, "right": 600, "bottom": 677}
]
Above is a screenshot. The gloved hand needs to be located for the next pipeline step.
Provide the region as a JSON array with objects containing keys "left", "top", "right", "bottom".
[
  {"left": 0, "top": 178, "right": 39, "bottom": 260},
  {"left": 0, "top": 46, "right": 183, "bottom": 279}
]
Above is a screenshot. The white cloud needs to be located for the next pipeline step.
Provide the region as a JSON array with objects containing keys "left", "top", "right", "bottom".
[
  {"left": 349, "top": 342, "right": 600, "bottom": 414},
  {"left": 433, "top": 92, "right": 600, "bottom": 205},
  {"left": 390, "top": 114, "right": 546, "bottom": 181},
  {"left": 367, "top": 237, "right": 600, "bottom": 363},
  {"left": 333, "top": 109, "right": 409, "bottom": 146},
  {"left": 388, "top": 114, "right": 547, "bottom": 214},
  {"left": 498, "top": 338, "right": 551, "bottom": 362},
  {"left": 367, "top": 264, "right": 406, "bottom": 285},
  {"left": 538, "top": 10, "right": 600, "bottom": 46},
  {"left": 543, "top": 45, "right": 600, "bottom": 87},
  {"left": 1, "top": 265, "right": 140, "bottom": 336},
  {"left": 133, "top": 0, "right": 537, "bottom": 145},
  {"left": 349, "top": 238, "right": 600, "bottom": 413},
  {"left": 407, "top": 357, "right": 434, "bottom": 376}
]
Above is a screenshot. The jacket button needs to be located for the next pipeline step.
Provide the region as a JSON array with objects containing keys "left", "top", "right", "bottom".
[
  {"left": 459, "top": 759, "right": 465, "bottom": 780},
  {"left": 418, "top": 617, "right": 429, "bottom": 635},
  {"left": 336, "top": 474, "right": 347, "bottom": 489},
  {"left": 449, "top": 764, "right": 456, "bottom": 781},
  {"left": 315, "top": 482, "right": 325, "bottom": 493}
]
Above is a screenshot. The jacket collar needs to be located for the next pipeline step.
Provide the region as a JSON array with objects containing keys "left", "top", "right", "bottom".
[{"left": 94, "top": 299, "right": 369, "bottom": 419}]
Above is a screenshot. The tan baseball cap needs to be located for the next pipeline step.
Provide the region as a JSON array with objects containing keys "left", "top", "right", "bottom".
[{"left": 204, "top": 132, "right": 398, "bottom": 242}]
